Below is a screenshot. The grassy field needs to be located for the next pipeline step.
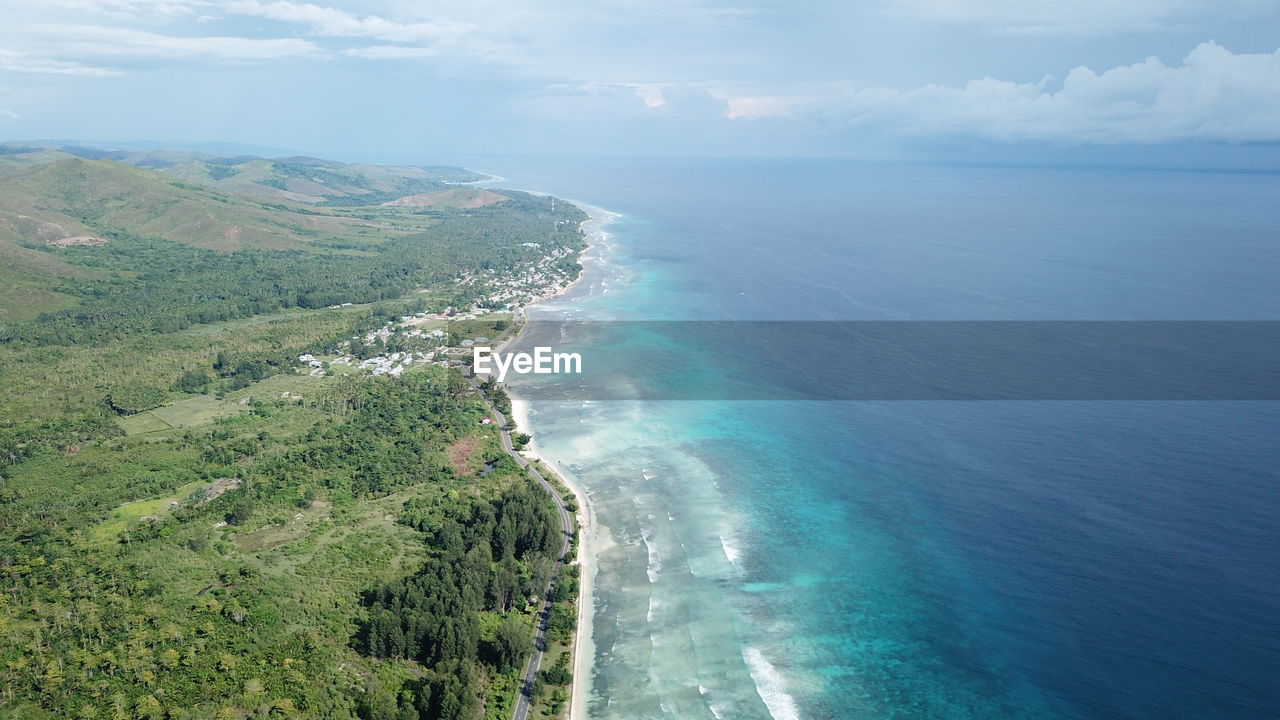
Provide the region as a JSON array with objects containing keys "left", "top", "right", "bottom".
[
  {"left": 0, "top": 270, "right": 78, "bottom": 323},
  {"left": 117, "top": 411, "right": 174, "bottom": 434},
  {"left": 449, "top": 313, "right": 516, "bottom": 343},
  {"left": 0, "top": 301, "right": 368, "bottom": 423},
  {"left": 119, "top": 395, "right": 246, "bottom": 434},
  {"left": 88, "top": 478, "right": 209, "bottom": 545}
]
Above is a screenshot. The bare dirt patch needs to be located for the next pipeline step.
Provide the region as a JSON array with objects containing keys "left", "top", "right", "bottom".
[
  {"left": 447, "top": 435, "right": 480, "bottom": 475},
  {"left": 202, "top": 477, "right": 241, "bottom": 502},
  {"left": 382, "top": 188, "right": 508, "bottom": 209},
  {"left": 47, "top": 235, "right": 107, "bottom": 247}
]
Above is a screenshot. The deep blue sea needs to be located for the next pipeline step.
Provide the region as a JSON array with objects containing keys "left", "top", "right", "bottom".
[{"left": 469, "top": 158, "right": 1280, "bottom": 719}]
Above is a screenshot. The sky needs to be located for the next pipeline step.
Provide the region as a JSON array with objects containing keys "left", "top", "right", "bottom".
[{"left": 1, "top": 0, "right": 1279, "bottom": 161}]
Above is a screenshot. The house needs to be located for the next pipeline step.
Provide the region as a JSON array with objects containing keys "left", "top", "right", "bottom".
[{"left": 480, "top": 417, "right": 493, "bottom": 425}]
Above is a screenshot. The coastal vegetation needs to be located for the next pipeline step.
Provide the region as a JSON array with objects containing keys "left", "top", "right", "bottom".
[{"left": 0, "top": 147, "right": 585, "bottom": 719}]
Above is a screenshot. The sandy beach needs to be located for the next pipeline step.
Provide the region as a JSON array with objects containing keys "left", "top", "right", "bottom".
[{"left": 509, "top": 396, "right": 602, "bottom": 720}]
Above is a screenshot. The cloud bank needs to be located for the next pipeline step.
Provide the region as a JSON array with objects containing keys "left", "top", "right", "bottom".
[
  {"left": 813, "top": 41, "right": 1280, "bottom": 143},
  {"left": 886, "top": 0, "right": 1273, "bottom": 36},
  {"left": 225, "top": 1, "right": 472, "bottom": 45},
  {"left": 1, "top": 1, "right": 1278, "bottom": 154},
  {"left": 0, "top": 49, "right": 121, "bottom": 76},
  {"left": 26, "top": 24, "right": 321, "bottom": 61}
]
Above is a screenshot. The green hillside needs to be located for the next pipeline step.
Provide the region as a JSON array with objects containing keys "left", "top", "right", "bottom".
[
  {"left": 0, "top": 146, "right": 585, "bottom": 720},
  {"left": 0, "top": 151, "right": 581, "bottom": 347},
  {"left": 162, "top": 156, "right": 486, "bottom": 205},
  {"left": 0, "top": 157, "right": 383, "bottom": 251}
]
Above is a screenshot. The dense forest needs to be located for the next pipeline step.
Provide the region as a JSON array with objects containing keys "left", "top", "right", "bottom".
[
  {"left": 0, "top": 153, "right": 585, "bottom": 719},
  {"left": 0, "top": 371, "right": 576, "bottom": 719},
  {"left": 356, "top": 485, "right": 562, "bottom": 719}
]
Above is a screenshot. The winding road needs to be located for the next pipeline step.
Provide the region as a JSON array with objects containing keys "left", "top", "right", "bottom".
[{"left": 464, "top": 370, "right": 575, "bottom": 720}]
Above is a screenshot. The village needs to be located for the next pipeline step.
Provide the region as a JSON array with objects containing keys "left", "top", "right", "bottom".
[{"left": 299, "top": 242, "right": 580, "bottom": 379}]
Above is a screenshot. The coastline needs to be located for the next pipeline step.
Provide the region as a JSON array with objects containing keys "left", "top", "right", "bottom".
[
  {"left": 493, "top": 204, "right": 617, "bottom": 720},
  {"left": 508, "top": 397, "right": 600, "bottom": 720}
]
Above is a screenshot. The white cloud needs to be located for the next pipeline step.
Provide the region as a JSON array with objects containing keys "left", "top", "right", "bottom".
[
  {"left": 0, "top": 49, "right": 122, "bottom": 76},
  {"left": 26, "top": 24, "right": 323, "bottom": 60},
  {"left": 225, "top": 1, "right": 473, "bottom": 44},
  {"left": 0, "top": 0, "right": 212, "bottom": 18},
  {"left": 712, "top": 92, "right": 812, "bottom": 119},
  {"left": 814, "top": 41, "right": 1280, "bottom": 143},
  {"left": 555, "top": 82, "right": 677, "bottom": 109},
  {"left": 557, "top": 81, "right": 814, "bottom": 119},
  {"left": 629, "top": 84, "right": 667, "bottom": 108},
  {"left": 1, "top": 108, "right": 19, "bottom": 119},
  {"left": 340, "top": 45, "right": 439, "bottom": 60},
  {"left": 885, "top": 0, "right": 1274, "bottom": 36}
]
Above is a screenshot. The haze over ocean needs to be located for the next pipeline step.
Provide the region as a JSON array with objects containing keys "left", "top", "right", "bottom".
[{"left": 492, "top": 158, "right": 1280, "bottom": 719}]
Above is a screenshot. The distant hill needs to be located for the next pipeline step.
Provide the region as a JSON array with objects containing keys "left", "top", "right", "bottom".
[
  {"left": 0, "top": 151, "right": 456, "bottom": 322},
  {"left": 0, "top": 141, "right": 488, "bottom": 204},
  {"left": 0, "top": 157, "right": 374, "bottom": 251}
]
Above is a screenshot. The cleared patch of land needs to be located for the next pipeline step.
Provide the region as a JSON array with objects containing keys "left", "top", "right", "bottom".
[
  {"left": 447, "top": 435, "right": 481, "bottom": 475},
  {"left": 232, "top": 500, "right": 331, "bottom": 553},
  {"left": 88, "top": 478, "right": 210, "bottom": 545},
  {"left": 382, "top": 188, "right": 508, "bottom": 209}
]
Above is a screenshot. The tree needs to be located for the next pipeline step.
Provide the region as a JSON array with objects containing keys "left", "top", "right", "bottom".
[
  {"left": 187, "top": 524, "right": 210, "bottom": 552},
  {"left": 135, "top": 694, "right": 163, "bottom": 720},
  {"left": 106, "top": 384, "right": 166, "bottom": 415},
  {"left": 41, "top": 658, "right": 63, "bottom": 692},
  {"left": 356, "top": 680, "right": 398, "bottom": 720},
  {"left": 173, "top": 370, "right": 211, "bottom": 394},
  {"left": 487, "top": 559, "right": 518, "bottom": 612},
  {"left": 546, "top": 603, "right": 576, "bottom": 644},
  {"left": 226, "top": 496, "right": 254, "bottom": 526},
  {"left": 540, "top": 664, "right": 571, "bottom": 687},
  {"left": 493, "top": 617, "right": 532, "bottom": 672}
]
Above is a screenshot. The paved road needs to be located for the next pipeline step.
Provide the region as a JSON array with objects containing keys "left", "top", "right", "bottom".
[{"left": 464, "top": 371, "right": 574, "bottom": 720}]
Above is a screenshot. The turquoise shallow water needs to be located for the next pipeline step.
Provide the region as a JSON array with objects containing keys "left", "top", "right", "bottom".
[{"left": 489, "top": 159, "right": 1280, "bottom": 719}]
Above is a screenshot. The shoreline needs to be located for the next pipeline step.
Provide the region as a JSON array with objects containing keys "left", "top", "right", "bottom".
[
  {"left": 508, "top": 396, "right": 598, "bottom": 720},
  {"left": 494, "top": 203, "right": 617, "bottom": 720}
]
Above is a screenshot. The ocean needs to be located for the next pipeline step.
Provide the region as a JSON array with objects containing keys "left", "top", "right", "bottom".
[{"left": 473, "top": 158, "right": 1280, "bottom": 719}]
